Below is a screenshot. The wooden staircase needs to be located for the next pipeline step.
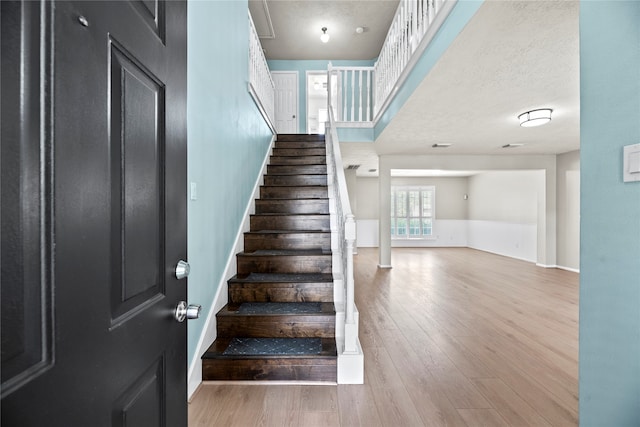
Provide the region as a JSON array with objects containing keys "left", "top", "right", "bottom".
[{"left": 202, "top": 134, "right": 337, "bottom": 382}]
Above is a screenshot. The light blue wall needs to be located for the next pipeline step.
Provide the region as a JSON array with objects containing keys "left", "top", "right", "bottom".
[
  {"left": 337, "top": 127, "right": 374, "bottom": 142},
  {"left": 187, "top": 0, "right": 273, "bottom": 363},
  {"left": 374, "top": 0, "right": 484, "bottom": 138},
  {"left": 579, "top": 2, "right": 640, "bottom": 426},
  {"left": 267, "top": 59, "right": 375, "bottom": 134}
]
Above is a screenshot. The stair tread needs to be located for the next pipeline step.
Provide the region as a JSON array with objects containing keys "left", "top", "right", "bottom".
[
  {"left": 203, "top": 337, "right": 337, "bottom": 359},
  {"left": 238, "top": 249, "right": 331, "bottom": 256},
  {"left": 252, "top": 213, "right": 329, "bottom": 216},
  {"left": 229, "top": 272, "right": 333, "bottom": 283},
  {"left": 246, "top": 230, "right": 329, "bottom": 234}
]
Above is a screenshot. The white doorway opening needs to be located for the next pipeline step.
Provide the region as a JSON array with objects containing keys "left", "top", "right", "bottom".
[{"left": 306, "top": 71, "right": 328, "bottom": 134}]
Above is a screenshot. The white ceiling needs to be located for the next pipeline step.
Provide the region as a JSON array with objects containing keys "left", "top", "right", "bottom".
[
  {"left": 251, "top": 0, "right": 581, "bottom": 177},
  {"left": 250, "top": 0, "right": 399, "bottom": 60}
]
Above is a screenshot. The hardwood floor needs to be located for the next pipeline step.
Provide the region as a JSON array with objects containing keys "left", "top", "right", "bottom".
[{"left": 189, "top": 248, "right": 579, "bottom": 426}]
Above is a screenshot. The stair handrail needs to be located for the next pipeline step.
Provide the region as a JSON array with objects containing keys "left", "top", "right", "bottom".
[
  {"left": 325, "top": 106, "right": 358, "bottom": 353},
  {"left": 248, "top": 11, "right": 276, "bottom": 133}
]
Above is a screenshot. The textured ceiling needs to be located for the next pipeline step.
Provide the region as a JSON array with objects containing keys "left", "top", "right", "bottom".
[
  {"left": 342, "top": 0, "right": 580, "bottom": 176},
  {"left": 250, "top": 0, "right": 399, "bottom": 60},
  {"left": 251, "top": 0, "right": 581, "bottom": 177}
]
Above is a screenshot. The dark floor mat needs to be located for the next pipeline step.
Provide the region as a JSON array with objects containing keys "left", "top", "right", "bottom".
[{"left": 222, "top": 337, "right": 322, "bottom": 355}]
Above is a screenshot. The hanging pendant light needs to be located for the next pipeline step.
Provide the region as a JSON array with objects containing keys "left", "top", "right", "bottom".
[{"left": 320, "top": 27, "right": 330, "bottom": 43}]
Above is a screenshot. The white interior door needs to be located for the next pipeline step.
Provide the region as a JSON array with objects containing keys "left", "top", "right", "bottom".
[{"left": 272, "top": 71, "right": 298, "bottom": 134}]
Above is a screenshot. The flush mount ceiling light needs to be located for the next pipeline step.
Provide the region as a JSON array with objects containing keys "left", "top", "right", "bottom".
[
  {"left": 320, "top": 27, "right": 330, "bottom": 43},
  {"left": 518, "top": 108, "right": 552, "bottom": 127}
]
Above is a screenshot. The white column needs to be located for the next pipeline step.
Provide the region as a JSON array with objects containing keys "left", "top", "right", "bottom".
[
  {"left": 537, "top": 162, "right": 557, "bottom": 267},
  {"left": 378, "top": 157, "right": 392, "bottom": 268}
]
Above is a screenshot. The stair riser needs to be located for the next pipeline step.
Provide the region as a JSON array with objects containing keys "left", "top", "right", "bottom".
[
  {"left": 237, "top": 255, "right": 332, "bottom": 275},
  {"left": 272, "top": 148, "right": 326, "bottom": 157},
  {"left": 263, "top": 175, "right": 327, "bottom": 186},
  {"left": 260, "top": 186, "right": 328, "bottom": 199},
  {"left": 255, "top": 199, "right": 329, "bottom": 214},
  {"left": 267, "top": 165, "right": 327, "bottom": 175},
  {"left": 270, "top": 156, "right": 326, "bottom": 165},
  {"left": 202, "top": 359, "right": 337, "bottom": 381},
  {"left": 244, "top": 233, "right": 331, "bottom": 252},
  {"left": 228, "top": 283, "right": 333, "bottom": 304},
  {"left": 216, "top": 316, "right": 335, "bottom": 338},
  {"left": 250, "top": 215, "right": 330, "bottom": 231},
  {"left": 276, "top": 134, "right": 325, "bottom": 143}
]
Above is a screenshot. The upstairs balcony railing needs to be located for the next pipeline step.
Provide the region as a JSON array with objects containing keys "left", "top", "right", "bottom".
[
  {"left": 248, "top": 11, "right": 276, "bottom": 133},
  {"left": 329, "top": 0, "right": 454, "bottom": 126}
]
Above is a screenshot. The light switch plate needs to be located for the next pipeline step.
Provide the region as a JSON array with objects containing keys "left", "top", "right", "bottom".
[
  {"left": 623, "top": 143, "right": 640, "bottom": 183},
  {"left": 190, "top": 182, "right": 198, "bottom": 200}
]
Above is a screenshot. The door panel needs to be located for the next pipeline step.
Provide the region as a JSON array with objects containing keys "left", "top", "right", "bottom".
[
  {"left": 273, "top": 71, "right": 298, "bottom": 133},
  {"left": 1, "top": 1, "right": 187, "bottom": 425},
  {"left": 109, "top": 39, "right": 166, "bottom": 323},
  {"left": 0, "top": 0, "right": 55, "bottom": 397},
  {"left": 112, "top": 355, "right": 165, "bottom": 427}
]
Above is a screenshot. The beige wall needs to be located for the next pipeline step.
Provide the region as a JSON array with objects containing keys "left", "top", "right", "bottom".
[
  {"left": 468, "top": 170, "right": 544, "bottom": 224},
  {"left": 353, "top": 176, "right": 469, "bottom": 220},
  {"left": 556, "top": 150, "right": 580, "bottom": 271}
]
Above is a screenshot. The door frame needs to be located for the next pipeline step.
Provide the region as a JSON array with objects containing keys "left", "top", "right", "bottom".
[
  {"left": 305, "top": 70, "right": 329, "bottom": 135},
  {"left": 272, "top": 70, "right": 299, "bottom": 133}
]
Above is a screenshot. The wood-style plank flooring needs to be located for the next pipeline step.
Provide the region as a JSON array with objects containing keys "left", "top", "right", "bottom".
[{"left": 189, "top": 248, "right": 579, "bottom": 426}]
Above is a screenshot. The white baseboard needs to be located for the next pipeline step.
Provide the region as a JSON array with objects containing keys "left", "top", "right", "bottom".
[
  {"left": 536, "top": 263, "right": 557, "bottom": 269},
  {"left": 187, "top": 135, "right": 275, "bottom": 399},
  {"left": 556, "top": 265, "right": 580, "bottom": 273}
]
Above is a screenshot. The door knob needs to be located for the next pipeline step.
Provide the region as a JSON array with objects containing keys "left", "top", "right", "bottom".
[
  {"left": 174, "top": 301, "right": 201, "bottom": 322},
  {"left": 175, "top": 260, "right": 190, "bottom": 280}
]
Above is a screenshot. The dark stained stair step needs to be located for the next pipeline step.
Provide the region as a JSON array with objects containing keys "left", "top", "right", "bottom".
[
  {"left": 270, "top": 155, "right": 326, "bottom": 165},
  {"left": 244, "top": 230, "right": 331, "bottom": 252},
  {"left": 276, "top": 134, "right": 326, "bottom": 143},
  {"left": 267, "top": 164, "right": 327, "bottom": 175},
  {"left": 236, "top": 249, "right": 332, "bottom": 275},
  {"left": 250, "top": 214, "right": 330, "bottom": 231},
  {"left": 216, "top": 302, "right": 335, "bottom": 338},
  {"left": 202, "top": 337, "right": 337, "bottom": 381},
  {"left": 228, "top": 273, "right": 334, "bottom": 304},
  {"left": 255, "top": 199, "right": 329, "bottom": 214},
  {"left": 272, "top": 148, "right": 326, "bottom": 157},
  {"left": 263, "top": 174, "right": 327, "bottom": 186},
  {"left": 274, "top": 140, "right": 326, "bottom": 150},
  {"left": 260, "top": 186, "right": 328, "bottom": 199}
]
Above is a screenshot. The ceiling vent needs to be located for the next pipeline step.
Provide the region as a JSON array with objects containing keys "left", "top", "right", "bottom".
[
  {"left": 502, "top": 143, "right": 524, "bottom": 148},
  {"left": 347, "top": 165, "right": 361, "bottom": 170},
  {"left": 431, "top": 143, "right": 452, "bottom": 148}
]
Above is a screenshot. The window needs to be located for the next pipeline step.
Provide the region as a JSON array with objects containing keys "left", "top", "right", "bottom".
[{"left": 391, "top": 186, "right": 435, "bottom": 238}]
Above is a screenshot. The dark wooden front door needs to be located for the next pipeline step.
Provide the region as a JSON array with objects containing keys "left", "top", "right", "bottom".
[{"left": 1, "top": 1, "right": 188, "bottom": 425}]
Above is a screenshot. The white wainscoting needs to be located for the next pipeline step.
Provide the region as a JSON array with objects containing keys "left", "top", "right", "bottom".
[
  {"left": 467, "top": 220, "right": 537, "bottom": 263},
  {"left": 356, "top": 219, "right": 537, "bottom": 263},
  {"left": 356, "top": 219, "right": 379, "bottom": 247}
]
